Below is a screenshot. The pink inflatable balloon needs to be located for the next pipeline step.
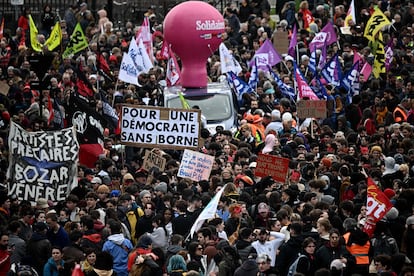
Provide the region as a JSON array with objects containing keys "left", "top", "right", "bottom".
[{"left": 164, "top": 1, "right": 224, "bottom": 88}]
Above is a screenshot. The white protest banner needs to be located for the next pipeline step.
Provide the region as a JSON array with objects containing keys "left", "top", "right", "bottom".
[
  {"left": 121, "top": 105, "right": 201, "bottom": 149},
  {"left": 178, "top": 149, "right": 214, "bottom": 182},
  {"left": 7, "top": 122, "right": 79, "bottom": 204}
]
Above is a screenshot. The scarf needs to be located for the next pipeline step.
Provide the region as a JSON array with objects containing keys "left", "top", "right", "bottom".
[{"left": 376, "top": 107, "right": 388, "bottom": 125}]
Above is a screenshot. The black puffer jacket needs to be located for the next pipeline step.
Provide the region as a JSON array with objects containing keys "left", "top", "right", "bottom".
[
  {"left": 276, "top": 235, "right": 304, "bottom": 276},
  {"left": 26, "top": 232, "right": 52, "bottom": 274}
]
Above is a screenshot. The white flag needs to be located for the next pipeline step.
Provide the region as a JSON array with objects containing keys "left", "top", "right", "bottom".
[
  {"left": 118, "top": 53, "right": 140, "bottom": 86},
  {"left": 166, "top": 53, "right": 181, "bottom": 86},
  {"left": 189, "top": 184, "right": 227, "bottom": 238},
  {"left": 128, "top": 37, "right": 153, "bottom": 75},
  {"left": 219, "top": 43, "right": 242, "bottom": 75}
]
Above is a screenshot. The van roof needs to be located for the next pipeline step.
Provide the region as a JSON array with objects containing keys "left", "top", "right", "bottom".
[{"left": 164, "top": 82, "right": 232, "bottom": 97}]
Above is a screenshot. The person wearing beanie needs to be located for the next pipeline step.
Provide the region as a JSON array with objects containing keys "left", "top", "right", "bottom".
[
  {"left": 370, "top": 145, "right": 383, "bottom": 168},
  {"left": 342, "top": 218, "right": 371, "bottom": 275},
  {"left": 154, "top": 182, "right": 168, "bottom": 213},
  {"left": 97, "top": 158, "right": 114, "bottom": 185},
  {"left": 26, "top": 222, "right": 52, "bottom": 274},
  {"left": 127, "top": 235, "right": 154, "bottom": 271}
]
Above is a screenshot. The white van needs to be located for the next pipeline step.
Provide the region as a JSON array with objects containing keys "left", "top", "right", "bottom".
[{"left": 164, "top": 82, "right": 239, "bottom": 135}]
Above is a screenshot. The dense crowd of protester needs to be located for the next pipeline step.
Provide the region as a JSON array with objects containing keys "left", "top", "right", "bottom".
[{"left": 1, "top": 0, "right": 414, "bottom": 276}]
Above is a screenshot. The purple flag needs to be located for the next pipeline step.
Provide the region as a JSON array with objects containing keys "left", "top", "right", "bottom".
[
  {"left": 384, "top": 39, "right": 394, "bottom": 71},
  {"left": 309, "top": 21, "right": 337, "bottom": 50},
  {"left": 288, "top": 24, "right": 297, "bottom": 58},
  {"left": 249, "top": 39, "right": 282, "bottom": 71}
]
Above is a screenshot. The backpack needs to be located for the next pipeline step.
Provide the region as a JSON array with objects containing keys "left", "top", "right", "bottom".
[
  {"left": 371, "top": 235, "right": 398, "bottom": 256},
  {"left": 287, "top": 254, "right": 309, "bottom": 276}
]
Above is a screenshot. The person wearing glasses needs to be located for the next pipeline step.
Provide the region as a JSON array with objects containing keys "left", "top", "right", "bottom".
[
  {"left": 314, "top": 228, "right": 355, "bottom": 273},
  {"left": 255, "top": 254, "right": 275, "bottom": 275}
]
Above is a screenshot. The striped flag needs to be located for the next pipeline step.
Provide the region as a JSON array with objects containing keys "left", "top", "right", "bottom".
[{"left": 344, "top": 0, "right": 356, "bottom": 27}]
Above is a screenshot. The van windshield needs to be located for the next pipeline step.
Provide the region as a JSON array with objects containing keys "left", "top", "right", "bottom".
[{"left": 167, "top": 94, "right": 233, "bottom": 121}]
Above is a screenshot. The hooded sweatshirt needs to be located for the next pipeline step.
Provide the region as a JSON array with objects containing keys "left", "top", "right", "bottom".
[
  {"left": 234, "top": 259, "right": 259, "bottom": 276},
  {"left": 102, "top": 233, "right": 133, "bottom": 276}
]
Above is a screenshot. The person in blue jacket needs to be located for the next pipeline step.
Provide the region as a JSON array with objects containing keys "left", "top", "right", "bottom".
[
  {"left": 43, "top": 246, "right": 64, "bottom": 276},
  {"left": 103, "top": 219, "right": 133, "bottom": 276}
]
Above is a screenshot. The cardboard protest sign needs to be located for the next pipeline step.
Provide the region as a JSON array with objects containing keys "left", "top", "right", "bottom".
[
  {"left": 7, "top": 122, "right": 79, "bottom": 204},
  {"left": 296, "top": 100, "right": 327, "bottom": 119},
  {"left": 178, "top": 149, "right": 214, "bottom": 182},
  {"left": 121, "top": 105, "right": 201, "bottom": 149},
  {"left": 272, "top": 31, "right": 290, "bottom": 55},
  {"left": 143, "top": 150, "right": 166, "bottom": 172},
  {"left": 255, "top": 153, "right": 290, "bottom": 183}
]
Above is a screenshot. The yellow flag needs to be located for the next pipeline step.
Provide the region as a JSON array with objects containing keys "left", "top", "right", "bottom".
[
  {"left": 29, "top": 15, "right": 43, "bottom": 52},
  {"left": 178, "top": 91, "right": 190, "bottom": 109},
  {"left": 373, "top": 32, "right": 386, "bottom": 78},
  {"left": 364, "top": 8, "right": 391, "bottom": 41},
  {"left": 62, "top": 23, "right": 88, "bottom": 59},
  {"left": 45, "top": 22, "right": 62, "bottom": 51}
]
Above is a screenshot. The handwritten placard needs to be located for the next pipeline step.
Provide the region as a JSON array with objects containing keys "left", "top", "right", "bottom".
[
  {"left": 255, "top": 153, "right": 290, "bottom": 183},
  {"left": 296, "top": 100, "right": 327, "bottom": 119},
  {"left": 143, "top": 150, "right": 166, "bottom": 172},
  {"left": 178, "top": 149, "right": 214, "bottom": 182}
]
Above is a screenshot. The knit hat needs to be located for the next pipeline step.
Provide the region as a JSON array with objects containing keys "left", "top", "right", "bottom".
[
  {"left": 370, "top": 145, "right": 382, "bottom": 154},
  {"left": 33, "top": 222, "right": 48, "bottom": 232},
  {"left": 154, "top": 182, "right": 168, "bottom": 193},
  {"left": 320, "top": 194, "right": 335, "bottom": 205},
  {"left": 140, "top": 190, "right": 151, "bottom": 199},
  {"left": 321, "top": 157, "right": 332, "bottom": 168},
  {"left": 91, "top": 177, "right": 102, "bottom": 185},
  {"left": 236, "top": 174, "right": 253, "bottom": 186},
  {"left": 137, "top": 235, "right": 153, "bottom": 249},
  {"left": 330, "top": 259, "right": 346, "bottom": 270},
  {"left": 385, "top": 207, "right": 399, "bottom": 220},
  {"left": 36, "top": 198, "right": 49, "bottom": 209},
  {"left": 383, "top": 188, "right": 396, "bottom": 199},
  {"left": 406, "top": 215, "right": 414, "bottom": 225}
]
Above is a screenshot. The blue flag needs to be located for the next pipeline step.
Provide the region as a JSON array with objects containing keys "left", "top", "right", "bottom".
[
  {"left": 248, "top": 57, "right": 258, "bottom": 90},
  {"left": 340, "top": 61, "right": 360, "bottom": 103},
  {"left": 308, "top": 46, "right": 317, "bottom": 76},
  {"left": 267, "top": 65, "right": 295, "bottom": 100},
  {"left": 227, "top": 72, "right": 254, "bottom": 104},
  {"left": 321, "top": 54, "right": 342, "bottom": 87}
]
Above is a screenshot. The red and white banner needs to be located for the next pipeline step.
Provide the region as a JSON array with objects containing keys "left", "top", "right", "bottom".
[{"left": 363, "top": 177, "right": 393, "bottom": 237}]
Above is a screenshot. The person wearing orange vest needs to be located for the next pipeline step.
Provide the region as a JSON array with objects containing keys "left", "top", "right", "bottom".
[
  {"left": 342, "top": 218, "right": 371, "bottom": 275},
  {"left": 393, "top": 98, "right": 410, "bottom": 123}
]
